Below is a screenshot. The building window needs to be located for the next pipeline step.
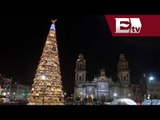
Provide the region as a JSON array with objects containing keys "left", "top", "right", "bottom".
[
  {"left": 80, "top": 64, "right": 82, "bottom": 70},
  {"left": 82, "top": 74, "right": 84, "bottom": 81},
  {"left": 101, "top": 84, "right": 105, "bottom": 89},
  {"left": 77, "top": 74, "right": 78, "bottom": 81},
  {"left": 121, "top": 75, "right": 123, "bottom": 80},
  {"left": 127, "top": 74, "right": 129, "bottom": 78},
  {"left": 79, "top": 76, "right": 82, "bottom": 81}
]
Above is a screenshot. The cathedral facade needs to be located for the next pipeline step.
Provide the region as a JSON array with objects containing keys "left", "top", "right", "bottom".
[{"left": 74, "top": 54, "right": 133, "bottom": 103}]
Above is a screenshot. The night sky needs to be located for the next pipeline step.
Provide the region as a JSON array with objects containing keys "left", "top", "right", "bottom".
[{"left": 1, "top": 14, "right": 160, "bottom": 93}]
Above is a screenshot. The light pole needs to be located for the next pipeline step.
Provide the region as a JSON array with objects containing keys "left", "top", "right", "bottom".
[
  {"left": 79, "top": 92, "right": 83, "bottom": 98},
  {"left": 128, "top": 93, "right": 131, "bottom": 99},
  {"left": 147, "top": 76, "right": 154, "bottom": 100},
  {"left": 113, "top": 93, "right": 117, "bottom": 100},
  {"left": 41, "top": 75, "right": 46, "bottom": 105},
  {"left": 13, "top": 92, "right": 16, "bottom": 100}
]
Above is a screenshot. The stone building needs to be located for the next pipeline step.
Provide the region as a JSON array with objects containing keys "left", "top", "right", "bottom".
[
  {"left": 0, "top": 74, "right": 12, "bottom": 97},
  {"left": 74, "top": 54, "right": 132, "bottom": 103},
  {"left": 10, "top": 82, "right": 30, "bottom": 100}
]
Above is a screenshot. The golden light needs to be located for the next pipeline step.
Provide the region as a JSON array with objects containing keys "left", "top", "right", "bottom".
[{"left": 28, "top": 20, "right": 64, "bottom": 105}]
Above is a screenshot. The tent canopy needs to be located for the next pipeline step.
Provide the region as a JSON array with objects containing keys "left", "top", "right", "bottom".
[{"left": 111, "top": 98, "right": 137, "bottom": 105}]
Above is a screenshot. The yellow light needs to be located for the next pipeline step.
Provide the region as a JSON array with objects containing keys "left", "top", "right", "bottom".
[{"left": 28, "top": 20, "right": 64, "bottom": 105}]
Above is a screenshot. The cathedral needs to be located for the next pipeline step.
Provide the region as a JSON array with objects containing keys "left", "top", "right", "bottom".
[{"left": 74, "top": 54, "right": 133, "bottom": 103}]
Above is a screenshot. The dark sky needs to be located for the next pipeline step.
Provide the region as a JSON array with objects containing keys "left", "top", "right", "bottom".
[{"left": 1, "top": 14, "right": 160, "bottom": 93}]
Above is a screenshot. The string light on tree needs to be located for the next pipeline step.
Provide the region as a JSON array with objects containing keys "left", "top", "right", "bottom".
[{"left": 28, "top": 19, "right": 64, "bottom": 105}]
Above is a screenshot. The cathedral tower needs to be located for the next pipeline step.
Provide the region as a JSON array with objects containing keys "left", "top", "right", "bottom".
[
  {"left": 74, "top": 54, "right": 86, "bottom": 99},
  {"left": 117, "top": 54, "right": 130, "bottom": 84},
  {"left": 117, "top": 54, "right": 132, "bottom": 98},
  {"left": 75, "top": 54, "right": 86, "bottom": 84}
]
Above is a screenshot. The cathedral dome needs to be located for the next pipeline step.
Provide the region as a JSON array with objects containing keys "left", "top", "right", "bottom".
[
  {"left": 78, "top": 54, "right": 84, "bottom": 60},
  {"left": 119, "top": 54, "right": 126, "bottom": 61}
]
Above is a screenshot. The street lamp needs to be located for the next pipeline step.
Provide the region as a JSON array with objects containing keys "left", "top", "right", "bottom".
[
  {"left": 80, "top": 92, "right": 83, "bottom": 97},
  {"left": 149, "top": 76, "right": 154, "bottom": 81},
  {"left": 113, "top": 93, "right": 117, "bottom": 100},
  {"left": 2, "top": 92, "right": 6, "bottom": 96},
  {"left": 13, "top": 92, "right": 16, "bottom": 100},
  {"left": 128, "top": 93, "right": 131, "bottom": 98},
  {"left": 147, "top": 76, "right": 154, "bottom": 100},
  {"left": 41, "top": 75, "right": 46, "bottom": 105}
]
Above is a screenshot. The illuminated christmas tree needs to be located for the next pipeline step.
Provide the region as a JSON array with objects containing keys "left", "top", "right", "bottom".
[{"left": 28, "top": 20, "right": 64, "bottom": 105}]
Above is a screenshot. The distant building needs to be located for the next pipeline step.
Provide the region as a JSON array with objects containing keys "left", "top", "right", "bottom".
[
  {"left": 74, "top": 54, "right": 152, "bottom": 104},
  {"left": 0, "top": 74, "right": 12, "bottom": 97},
  {"left": 147, "top": 80, "right": 160, "bottom": 99},
  {"left": 10, "top": 82, "right": 30, "bottom": 100}
]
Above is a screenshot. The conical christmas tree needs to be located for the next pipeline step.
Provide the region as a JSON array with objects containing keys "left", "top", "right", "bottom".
[{"left": 28, "top": 20, "right": 64, "bottom": 105}]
